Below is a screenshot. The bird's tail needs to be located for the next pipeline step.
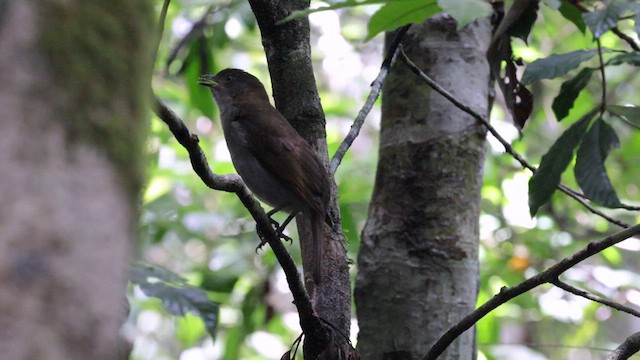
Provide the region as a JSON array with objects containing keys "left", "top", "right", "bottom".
[{"left": 311, "top": 210, "right": 323, "bottom": 284}]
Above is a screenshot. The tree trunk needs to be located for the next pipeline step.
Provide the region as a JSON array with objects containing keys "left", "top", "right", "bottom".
[
  {"left": 0, "top": 1, "right": 153, "bottom": 359},
  {"left": 355, "top": 17, "right": 491, "bottom": 359}
]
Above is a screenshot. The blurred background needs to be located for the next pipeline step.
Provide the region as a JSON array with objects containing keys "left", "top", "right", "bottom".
[{"left": 128, "top": 1, "right": 640, "bottom": 359}]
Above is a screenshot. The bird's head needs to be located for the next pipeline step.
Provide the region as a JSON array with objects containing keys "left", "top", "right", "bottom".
[{"left": 198, "top": 69, "right": 268, "bottom": 101}]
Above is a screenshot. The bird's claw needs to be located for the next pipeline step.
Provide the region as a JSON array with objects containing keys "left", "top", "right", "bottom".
[{"left": 255, "top": 219, "right": 293, "bottom": 251}]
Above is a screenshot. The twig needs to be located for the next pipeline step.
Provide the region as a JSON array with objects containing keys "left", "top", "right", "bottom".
[
  {"left": 597, "top": 40, "right": 607, "bottom": 114},
  {"left": 330, "top": 25, "right": 411, "bottom": 173},
  {"left": 399, "top": 49, "right": 631, "bottom": 229},
  {"left": 152, "top": 0, "right": 172, "bottom": 65},
  {"left": 607, "top": 332, "right": 640, "bottom": 360},
  {"left": 568, "top": 1, "right": 640, "bottom": 51},
  {"left": 552, "top": 279, "right": 640, "bottom": 318},
  {"left": 421, "top": 223, "right": 640, "bottom": 360},
  {"left": 611, "top": 27, "right": 640, "bottom": 52},
  {"left": 152, "top": 96, "right": 322, "bottom": 334},
  {"left": 165, "top": 6, "right": 218, "bottom": 71}
]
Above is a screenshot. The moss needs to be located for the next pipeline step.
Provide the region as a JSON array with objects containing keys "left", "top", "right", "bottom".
[{"left": 37, "top": 0, "right": 156, "bottom": 197}]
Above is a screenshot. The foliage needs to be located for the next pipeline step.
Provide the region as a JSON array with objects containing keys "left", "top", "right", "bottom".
[
  {"left": 131, "top": 263, "right": 219, "bottom": 339},
  {"left": 130, "top": 0, "right": 640, "bottom": 359}
]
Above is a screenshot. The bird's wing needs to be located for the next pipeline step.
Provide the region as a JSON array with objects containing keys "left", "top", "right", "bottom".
[{"left": 235, "top": 105, "right": 329, "bottom": 214}]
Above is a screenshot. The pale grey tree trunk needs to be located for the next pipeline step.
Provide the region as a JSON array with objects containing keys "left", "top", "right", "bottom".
[
  {"left": 355, "top": 17, "right": 491, "bottom": 359},
  {"left": 0, "top": 1, "right": 153, "bottom": 359}
]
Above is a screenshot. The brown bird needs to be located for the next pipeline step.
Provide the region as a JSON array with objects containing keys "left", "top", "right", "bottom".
[{"left": 199, "top": 68, "right": 330, "bottom": 283}]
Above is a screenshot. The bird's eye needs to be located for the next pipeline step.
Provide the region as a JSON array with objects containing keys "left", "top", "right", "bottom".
[{"left": 226, "top": 75, "right": 232, "bottom": 82}]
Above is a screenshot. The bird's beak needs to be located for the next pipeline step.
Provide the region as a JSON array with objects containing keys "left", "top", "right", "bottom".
[{"left": 198, "top": 75, "right": 218, "bottom": 87}]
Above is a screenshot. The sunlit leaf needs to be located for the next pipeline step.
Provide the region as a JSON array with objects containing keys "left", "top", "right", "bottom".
[
  {"left": 601, "top": 246, "right": 622, "bottom": 265},
  {"left": 529, "top": 110, "right": 597, "bottom": 216},
  {"left": 438, "top": 0, "right": 493, "bottom": 30},
  {"left": 607, "top": 105, "right": 640, "bottom": 128},
  {"left": 582, "top": 0, "right": 626, "bottom": 39},
  {"left": 521, "top": 49, "right": 598, "bottom": 85},
  {"left": 366, "top": 1, "right": 440, "bottom": 40},
  {"left": 552, "top": 68, "right": 594, "bottom": 122},
  {"left": 574, "top": 119, "right": 622, "bottom": 208},
  {"left": 131, "top": 263, "right": 219, "bottom": 340}
]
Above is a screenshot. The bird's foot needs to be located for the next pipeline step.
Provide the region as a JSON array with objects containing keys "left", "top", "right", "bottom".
[
  {"left": 268, "top": 216, "right": 293, "bottom": 243},
  {"left": 254, "top": 222, "right": 292, "bottom": 253}
]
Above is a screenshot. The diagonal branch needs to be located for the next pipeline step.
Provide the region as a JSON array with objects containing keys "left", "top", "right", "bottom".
[
  {"left": 607, "top": 332, "right": 640, "bottom": 360},
  {"left": 422, "top": 223, "right": 640, "bottom": 360},
  {"left": 552, "top": 279, "right": 640, "bottom": 318},
  {"left": 152, "top": 95, "right": 323, "bottom": 338},
  {"left": 330, "top": 25, "right": 411, "bottom": 173},
  {"left": 399, "top": 48, "right": 630, "bottom": 229}
]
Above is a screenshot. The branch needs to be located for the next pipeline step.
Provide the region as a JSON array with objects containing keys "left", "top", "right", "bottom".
[
  {"left": 153, "top": 0, "right": 171, "bottom": 63},
  {"left": 611, "top": 27, "right": 640, "bottom": 52},
  {"left": 399, "top": 49, "right": 631, "bottom": 229},
  {"left": 552, "top": 279, "right": 640, "bottom": 318},
  {"left": 152, "top": 96, "right": 322, "bottom": 337},
  {"left": 330, "top": 24, "right": 410, "bottom": 173},
  {"left": 165, "top": 6, "right": 219, "bottom": 72},
  {"left": 607, "top": 332, "right": 640, "bottom": 360},
  {"left": 421, "top": 223, "right": 640, "bottom": 360}
]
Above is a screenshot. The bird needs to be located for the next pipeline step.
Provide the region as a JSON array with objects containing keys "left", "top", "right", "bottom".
[{"left": 198, "top": 68, "right": 330, "bottom": 283}]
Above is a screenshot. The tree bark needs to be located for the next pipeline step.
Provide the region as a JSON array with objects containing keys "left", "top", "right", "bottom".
[
  {"left": 247, "top": 1, "right": 351, "bottom": 357},
  {"left": 0, "top": 1, "right": 153, "bottom": 359},
  {"left": 355, "top": 17, "right": 491, "bottom": 359}
]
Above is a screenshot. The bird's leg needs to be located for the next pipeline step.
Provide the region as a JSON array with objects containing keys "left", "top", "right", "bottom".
[
  {"left": 266, "top": 206, "right": 297, "bottom": 243},
  {"left": 255, "top": 207, "right": 297, "bottom": 252},
  {"left": 266, "top": 207, "right": 284, "bottom": 228},
  {"left": 274, "top": 212, "right": 297, "bottom": 243}
]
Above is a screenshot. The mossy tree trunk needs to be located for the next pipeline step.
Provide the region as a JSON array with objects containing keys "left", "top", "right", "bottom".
[
  {"left": 0, "top": 1, "right": 153, "bottom": 359},
  {"left": 355, "top": 17, "right": 491, "bottom": 359}
]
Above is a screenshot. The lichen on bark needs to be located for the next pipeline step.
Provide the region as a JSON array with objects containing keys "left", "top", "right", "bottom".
[{"left": 37, "top": 1, "right": 155, "bottom": 196}]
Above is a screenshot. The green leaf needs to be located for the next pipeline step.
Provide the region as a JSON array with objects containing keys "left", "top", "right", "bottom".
[
  {"left": 607, "top": 105, "right": 640, "bottom": 128},
  {"left": 506, "top": 0, "right": 539, "bottom": 43},
  {"left": 574, "top": 119, "right": 622, "bottom": 207},
  {"left": 521, "top": 49, "right": 598, "bottom": 85},
  {"left": 366, "top": 1, "right": 440, "bottom": 40},
  {"left": 606, "top": 52, "right": 640, "bottom": 66},
  {"left": 279, "top": 0, "right": 389, "bottom": 24},
  {"left": 528, "top": 110, "right": 597, "bottom": 216},
  {"left": 559, "top": 0, "right": 586, "bottom": 33},
  {"left": 131, "top": 263, "right": 219, "bottom": 340},
  {"left": 552, "top": 68, "right": 594, "bottom": 122},
  {"left": 437, "top": 0, "right": 493, "bottom": 29},
  {"left": 582, "top": 0, "right": 626, "bottom": 39},
  {"left": 185, "top": 40, "right": 215, "bottom": 118}
]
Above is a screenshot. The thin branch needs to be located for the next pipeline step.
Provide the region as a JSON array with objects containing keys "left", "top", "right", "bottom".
[
  {"left": 607, "top": 332, "right": 640, "bottom": 360},
  {"left": 153, "top": 0, "right": 172, "bottom": 65},
  {"left": 399, "top": 49, "right": 631, "bottom": 229},
  {"left": 421, "top": 223, "right": 640, "bottom": 360},
  {"left": 611, "top": 27, "right": 640, "bottom": 52},
  {"left": 152, "top": 96, "right": 323, "bottom": 334},
  {"left": 552, "top": 279, "right": 640, "bottom": 318},
  {"left": 330, "top": 24, "right": 411, "bottom": 173},
  {"left": 165, "top": 6, "right": 219, "bottom": 72},
  {"left": 569, "top": 1, "right": 640, "bottom": 51},
  {"left": 597, "top": 39, "right": 607, "bottom": 114}
]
